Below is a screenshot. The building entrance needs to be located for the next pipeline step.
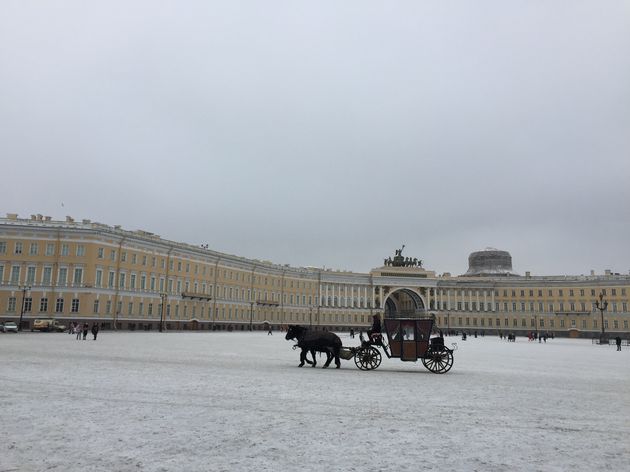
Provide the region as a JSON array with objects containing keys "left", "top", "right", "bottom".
[{"left": 384, "top": 288, "right": 426, "bottom": 318}]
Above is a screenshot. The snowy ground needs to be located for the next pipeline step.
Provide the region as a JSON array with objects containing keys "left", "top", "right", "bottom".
[{"left": 1, "top": 331, "right": 628, "bottom": 472}]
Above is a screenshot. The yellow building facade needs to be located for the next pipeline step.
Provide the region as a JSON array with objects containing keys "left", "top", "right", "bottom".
[{"left": 1, "top": 213, "right": 629, "bottom": 338}]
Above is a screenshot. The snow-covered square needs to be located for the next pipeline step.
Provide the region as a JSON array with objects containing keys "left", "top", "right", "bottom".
[{"left": 1, "top": 331, "right": 628, "bottom": 471}]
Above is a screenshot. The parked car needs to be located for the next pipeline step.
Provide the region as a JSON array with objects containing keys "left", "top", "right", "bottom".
[
  {"left": 32, "top": 318, "right": 66, "bottom": 332},
  {"left": 2, "top": 321, "right": 18, "bottom": 333}
]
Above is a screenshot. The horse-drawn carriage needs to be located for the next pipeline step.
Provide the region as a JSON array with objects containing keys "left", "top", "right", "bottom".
[{"left": 286, "top": 317, "right": 455, "bottom": 373}]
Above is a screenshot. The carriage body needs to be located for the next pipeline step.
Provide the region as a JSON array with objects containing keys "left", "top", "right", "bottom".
[{"left": 383, "top": 317, "right": 433, "bottom": 361}]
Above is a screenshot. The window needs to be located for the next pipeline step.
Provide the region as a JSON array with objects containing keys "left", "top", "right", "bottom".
[
  {"left": 24, "top": 297, "right": 32, "bottom": 312},
  {"left": 0, "top": 241, "right": 6, "bottom": 253},
  {"left": 15, "top": 242, "right": 23, "bottom": 254},
  {"left": 61, "top": 244, "right": 69, "bottom": 256},
  {"left": 55, "top": 298, "right": 64, "bottom": 313},
  {"left": 73, "top": 268, "right": 83, "bottom": 285},
  {"left": 11, "top": 266, "right": 20, "bottom": 284},
  {"left": 106, "top": 301, "right": 111, "bottom": 314},
  {"left": 108, "top": 271, "right": 115, "bottom": 288},
  {"left": 130, "top": 274, "right": 136, "bottom": 289},
  {"left": 121, "top": 251, "right": 127, "bottom": 262},
  {"left": 71, "top": 299, "right": 79, "bottom": 313},
  {"left": 97, "top": 247, "right": 104, "bottom": 258},
  {"left": 43, "top": 267, "right": 52, "bottom": 285},
  {"left": 148, "top": 303, "right": 153, "bottom": 316},
  {"left": 119, "top": 273, "right": 126, "bottom": 289},
  {"left": 141, "top": 275, "right": 146, "bottom": 290},
  {"left": 111, "top": 250, "right": 116, "bottom": 261},
  {"left": 128, "top": 302, "right": 133, "bottom": 315},
  {"left": 29, "top": 243, "right": 38, "bottom": 255},
  {"left": 132, "top": 254, "right": 137, "bottom": 264},
  {"left": 76, "top": 245, "right": 85, "bottom": 257},
  {"left": 8, "top": 297, "right": 17, "bottom": 312},
  {"left": 26, "top": 266, "right": 36, "bottom": 284},
  {"left": 95, "top": 270, "right": 103, "bottom": 287},
  {"left": 57, "top": 267, "right": 68, "bottom": 285},
  {"left": 93, "top": 300, "right": 99, "bottom": 314},
  {"left": 40, "top": 298, "right": 48, "bottom": 312},
  {"left": 46, "top": 243, "right": 55, "bottom": 256}
]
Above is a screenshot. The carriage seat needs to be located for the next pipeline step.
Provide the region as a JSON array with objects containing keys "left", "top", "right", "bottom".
[{"left": 361, "top": 332, "right": 383, "bottom": 347}]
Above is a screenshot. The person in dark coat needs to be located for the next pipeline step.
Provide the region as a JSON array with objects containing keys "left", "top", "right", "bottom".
[
  {"left": 616, "top": 336, "right": 622, "bottom": 351},
  {"left": 367, "top": 314, "right": 382, "bottom": 339},
  {"left": 82, "top": 322, "right": 89, "bottom": 340},
  {"left": 91, "top": 323, "right": 99, "bottom": 341}
]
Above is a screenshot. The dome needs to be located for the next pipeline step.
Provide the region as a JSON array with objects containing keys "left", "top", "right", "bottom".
[{"left": 463, "top": 248, "right": 518, "bottom": 277}]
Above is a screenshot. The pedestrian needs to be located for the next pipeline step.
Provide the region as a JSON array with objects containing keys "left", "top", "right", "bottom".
[
  {"left": 82, "top": 322, "right": 89, "bottom": 340},
  {"left": 91, "top": 323, "right": 99, "bottom": 341},
  {"left": 615, "top": 336, "right": 622, "bottom": 351},
  {"left": 267, "top": 326, "right": 273, "bottom": 336},
  {"left": 75, "top": 322, "right": 82, "bottom": 340}
]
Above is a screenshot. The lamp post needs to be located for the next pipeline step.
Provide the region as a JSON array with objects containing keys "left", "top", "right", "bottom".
[
  {"left": 249, "top": 301, "right": 254, "bottom": 331},
  {"left": 595, "top": 291, "right": 608, "bottom": 343},
  {"left": 159, "top": 293, "right": 167, "bottom": 332},
  {"left": 18, "top": 285, "right": 31, "bottom": 332}
]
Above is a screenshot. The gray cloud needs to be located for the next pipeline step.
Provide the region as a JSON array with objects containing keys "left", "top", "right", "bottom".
[{"left": 1, "top": 1, "right": 629, "bottom": 276}]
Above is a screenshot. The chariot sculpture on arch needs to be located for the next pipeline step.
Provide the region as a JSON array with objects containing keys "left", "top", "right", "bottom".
[{"left": 384, "top": 244, "right": 423, "bottom": 267}]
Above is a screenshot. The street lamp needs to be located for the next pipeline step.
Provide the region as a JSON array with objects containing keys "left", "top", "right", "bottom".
[
  {"left": 249, "top": 301, "right": 254, "bottom": 331},
  {"left": 18, "top": 285, "right": 31, "bottom": 332},
  {"left": 595, "top": 291, "right": 608, "bottom": 343},
  {"left": 159, "top": 293, "right": 167, "bottom": 332}
]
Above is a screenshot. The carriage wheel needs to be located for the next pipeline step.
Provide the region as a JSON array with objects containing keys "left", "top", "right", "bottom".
[
  {"left": 354, "top": 347, "right": 382, "bottom": 370},
  {"left": 422, "top": 348, "right": 454, "bottom": 374}
]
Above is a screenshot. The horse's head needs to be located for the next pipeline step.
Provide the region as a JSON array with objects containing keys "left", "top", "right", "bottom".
[{"left": 285, "top": 325, "right": 304, "bottom": 341}]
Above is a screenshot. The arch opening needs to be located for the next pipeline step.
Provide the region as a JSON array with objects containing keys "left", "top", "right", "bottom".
[{"left": 384, "top": 288, "right": 426, "bottom": 318}]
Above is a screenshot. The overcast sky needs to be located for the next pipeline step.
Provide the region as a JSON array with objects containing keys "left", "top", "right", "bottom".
[{"left": 1, "top": 1, "right": 629, "bottom": 276}]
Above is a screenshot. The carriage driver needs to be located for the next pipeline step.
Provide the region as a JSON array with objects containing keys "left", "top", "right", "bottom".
[{"left": 367, "top": 314, "right": 382, "bottom": 344}]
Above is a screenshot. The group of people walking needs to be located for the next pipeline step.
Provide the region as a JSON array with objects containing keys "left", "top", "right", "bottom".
[{"left": 69, "top": 322, "right": 99, "bottom": 340}]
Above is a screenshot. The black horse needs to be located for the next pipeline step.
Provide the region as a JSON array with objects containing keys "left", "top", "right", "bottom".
[{"left": 285, "top": 325, "right": 342, "bottom": 368}]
